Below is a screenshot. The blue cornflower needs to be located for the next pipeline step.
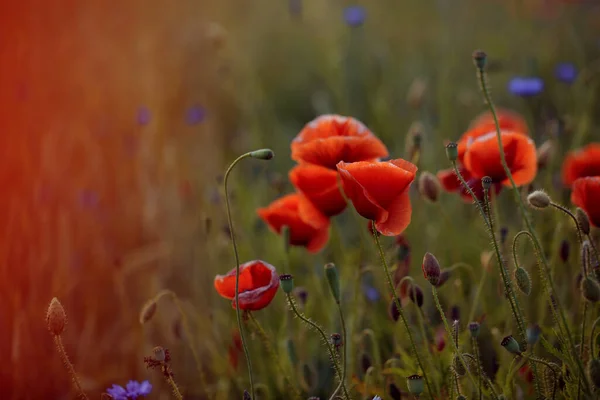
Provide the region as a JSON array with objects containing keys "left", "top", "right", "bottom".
[
  {"left": 106, "top": 380, "right": 152, "bottom": 400},
  {"left": 343, "top": 6, "right": 366, "bottom": 27},
  {"left": 185, "top": 106, "right": 206, "bottom": 126},
  {"left": 507, "top": 76, "right": 544, "bottom": 97},
  {"left": 362, "top": 285, "right": 380, "bottom": 303},
  {"left": 554, "top": 62, "right": 578, "bottom": 84},
  {"left": 136, "top": 106, "right": 152, "bottom": 126}
]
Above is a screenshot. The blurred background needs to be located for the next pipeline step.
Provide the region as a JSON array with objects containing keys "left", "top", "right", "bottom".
[{"left": 1, "top": 0, "right": 600, "bottom": 399}]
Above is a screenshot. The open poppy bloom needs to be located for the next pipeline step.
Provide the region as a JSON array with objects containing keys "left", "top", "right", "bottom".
[
  {"left": 571, "top": 177, "right": 600, "bottom": 227},
  {"left": 337, "top": 158, "right": 417, "bottom": 236},
  {"left": 562, "top": 143, "right": 600, "bottom": 187},
  {"left": 214, "top": 260, "right": 280, "bottom": 310},
  {"left": 436, "top": 166, "right": 500, "bottom": 202},
  {"left": 463, "top": 131, "right": 537, "bottom": 187},
  {"left": 291, "top": 114, "right": 389, "bottom": 169},
  {"left": 289, "top": 164, "right": 346, "bottom": 217},
  {"left": 257, "top": 193, "right": 330, "bottom": 253}
]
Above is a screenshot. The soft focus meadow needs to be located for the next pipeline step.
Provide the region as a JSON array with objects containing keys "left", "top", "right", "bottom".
[{"left": 3, "top": 1, "right": 600, "bottom": 399}]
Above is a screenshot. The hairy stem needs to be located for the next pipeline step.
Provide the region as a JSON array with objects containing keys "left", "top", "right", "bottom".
[
  {"left": 54, "top": 335, "right": 89, "bottom": 400},
  {"left": 472, "top": 337, "right": 482, "bottom": 400},
  {"left": 330, "top": 300, "right": 349, "bottom": 400},
  {"left": 166, "top": 376, "right": 184, "bottom": 400},
  {"left": 550, "top": 202, "right": 584, "bottom": 245}
]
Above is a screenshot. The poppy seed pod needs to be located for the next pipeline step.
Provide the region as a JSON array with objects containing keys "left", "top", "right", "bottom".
[
  {"left": 501, "top": 335, "right": 522, "bottom": 355},
  {"left": 417, "top": 171, "right": 441, "bottom": 202},
  {"left": 46, "top": 297, "right": 67, "bottom": 336},
  {"left": 481, "top": 176, "right": 493, "bottom": 190},
  {"left": 527, "top": 190, "right": 551, "bottom": 209},
  {"left": 514, "top": 267, "right": 532, "bottom": 295},
  {"left": 472, "top": 50, "right": 487, "bottom": 69},
  {"left": 588, "top": 358, "right": 600, "bottom": 388},
  {"left": 153, "top": 346, "right": 166, "bottom": 362},
  {"left": 446, "top": 142, "right": 459, "bottom": 162},
  {"left": 576, "top": 208, "right": 591, "bottom": 235},
  {"left": 324, "top": 263, "right": 341, "bottom": 303},
  {"left": 406, "top": 375, "right": 424, "bottom": 395},
  {"left": 249, "top": 148, "right": 274, "bottom": 160},
  {"left": 468, "top": 322, "right": 480, "bottom": 338},
  {"left": 280, "top": 274, "right": 294, "bottom": 294},
  {"left": 422, "top": 252, "right": 441, "bottom": 285},
  {"left": 581, "top": 277, "right": 600, "bottom": 303}
]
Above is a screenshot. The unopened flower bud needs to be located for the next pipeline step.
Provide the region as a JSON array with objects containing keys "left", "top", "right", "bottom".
[
  {"left": 527, "top": 190, "right": 551, "bottom": 209},
  {"left": 46, "top": 297, "right": 67, "bottom": 336},
  {"left": 437, "top": 269, "right": 451, "bottom": 287},
  {"left": 581, "top": 277, "right": 600, "bottom": 303},
  {"left": 422, "top": 252, "right": 441, "bottom": 285},
  {"left": 249, "top": 148, "right": 274, "bottom": 160},
  {"left": 576, "top": 208, "right": 591, "bottom": 235},
  {"left": 139, "top": 299, "right": 157, "bottom": 324},
  {"left": 501, "top": 335, "right": 522, "bottom": 355},
  {"left": 408, "top": 284, "right": 424, "bottom": 308},
  {"left": 406, "top": 375, "right": 424, "bottom": 395},
  {"left": 514, "top": 267, "right": 532, "bottom": 295},
  {"left": 446, "top": 142, "right": 458, "bottom": 162},
  {"left": 536, "top": 139, "right": 554, "bottom": 169},
  {"left": 280, "top": 274, "right": 294, "bottom": 294},
  {"left": 324, "top": 263, "right": 341, "bottom": 303},
  {"left": 472, "top": 50, "right": 487, "bottom": 69},
  {"left": 418, "top": 171, "right": 441, "bottom": 202},
  {"left": 469, "top": 322, "right": 480, "bottom": 338},
  {"left": 560, "top": 239, "right": 570, "bottom": 263},
  {"left": 389, "top": 297, "right": 401, "bottom": 322}
]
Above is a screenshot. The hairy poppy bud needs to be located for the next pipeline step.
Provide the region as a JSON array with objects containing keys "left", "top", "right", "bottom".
[
  {"left": 576, "top": 208, "right": 591, "bottom": 235},
  {"left": 589, "top": 358, "right": 600, "bottom": 388},
  {"left": 324, "top": 263, "right": 341, "bottom": 303},
  {"left": 280, "top": 274, "right": 294, "bottom": 294},
  {"left": 46, "top": 297, "right": 67, "bottom": 336},
  {"left": 417, "top": 171, "right": 441, "bottom": 202},
  {"left": 514, "top": 267, "right": 532, "bottom": 295},
  {"left": 581, "top": 277, "right": 600, "bottom": 303},
  {"left": 437, "top": 269, "right": 451, "bottom": 288},
  {"left": 406, "top": 375, "right": 424, "bottom": 395},
  {"left": 422, "top": 252, "right": 441, "bottom": 285},
  {"left": 469, "top": 322, "right": 480, "bottom": 338},
  {"left": 408, "top": 284, "right": 424, "bottom": 308},
  {"left": 446, "top": 142, "right": 458, "bottom": 162},
  {"left": 527, "top": 190, "right": 551, "bottom": 209},
  {"left": 139, "top": 299, "right": 157, "bottom": 324},
  {"left": 472, "top": 50, "right": 487, "bottom": 69},
  {"left": 501, "top": 335, "right": 522, "bottom": 355},
  {"left": 389, "top": 297, "right": 401, "bottom": 322},
  {"left": 560, "top": 239, "right": 570, "bottom": 263},
  {"left": 249, "top": 148, "right": 274, "bottom": 160}
]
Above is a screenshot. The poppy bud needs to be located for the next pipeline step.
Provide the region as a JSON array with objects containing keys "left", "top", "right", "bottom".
[
  {"left": 408, "top": 284, "right": 424, "bottom": 308},
  {"left": 243, "top": 390, "right": 251, "bottom": 400},
  {"left": 417, "top": 171, "right": 441, "bottom": 202},
  {"left": 469, "top": 322, "right": 480, "bottom": 338},
  {"left": 472, "top": 49, "right": 487, "bottom": 69},
  {"left": 581, "top": 277, "right": 600, "bottom": 303},
  {"left": 576, "top": 208, "right": 591, "bottom": 235},
  {"left": 139, "top": 299, "right": 157, "bottom": 324},
  {"left": 501, "top": 335, "right": 522, "bottom": 355},
  {"left": 560, "top": 239, "right": 570, "bottom": 263},
  {"left": 249, "top": 148, "right": 274, "bottom": 160},
  {"left": 446, "top": 142, "right": 458, "bottom": 162},
  {"left": 526, "top": 324, "right": 541, "bottom": 346},
  {"left": 280, "top": 274, "right": 294, "bottom": 294},
  {"left": 514, "top": 267, "right": 532, "bottom": 295},
  {"left": 481, "top": 176, "right": 493, "bottom": 191},
  {"left": 46, "top": 297, "right": 67, "bottom": 336},
  {"left": 389, "top": 297, "right": 401, "bottom": 322},
  {"left": 527, "top": 190, "right": 551, "bottom": 209},
  {"left": 330, "top": 333, "right": 343, "bottom": 348},
  {"left": 589, "top": 358, "right": 600, "bottom": 388},
  {"left": 406, "top": 375, "right": 424, "bottom": 395},
  {"left": 437, "top": 269, "right": 451, "bottom": 287},
  {"left": 536, "top": 139, "right": 553, "bottom": 169},
  {"left": 422, "top": 252, "right": 441, "bottom": 285},
  {"left": 324, "top": 263, "right": 341, "bottom": 303}
]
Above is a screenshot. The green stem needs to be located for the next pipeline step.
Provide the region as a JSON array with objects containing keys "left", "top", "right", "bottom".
[
  {"left": 526, "top": 355, "right": 560, "bottom": 400},
  {"left": 476, "top": 64, "right": 591, "bottom": 395},
  {"left": 591, "top": 316, "right": 600, "bottom": 358},
  {"left": 224, "top": 152, "right": 255, "bottom": 398},
  {"left": 330, "top": 300, "right": 349, "bottom": 400},
  {"left": 371, "top": 221, "right": 434, "bottom": 398},
  {"left": 550, "top": 202, "right": 584, "bottom": 245},
  {"left": 472, "top": 337, "right": 482, "bottom": 400},
  {"left": 53, "top": 335, "right": 89, "bottom": 400},
  {"left": 431, "top": 285, "right": 478, "bottom": 388},
  {"left": 577, "top": 302, "right": 588, "bottom": 400},
  {"left": 285, "top": 293, "right": 350, "bottom": 399},
  {"left": 463, "top": 353, "right": 500, "bottom": 400},
  {"left": 166, "top": 376, "right": 184, "bottom": 400},
  {"left": 451, "top": 161, "right": 489, "bottom": 228}
]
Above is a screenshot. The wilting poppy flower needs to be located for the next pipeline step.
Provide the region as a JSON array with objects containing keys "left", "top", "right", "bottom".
[
  {"left": 571, "top": 177, "right": 600, "bottom": 227},
  {"left": 257, "top": 193, "right": 330, "bottom": 253},
  {"left": 508, "top": 76, "right": 544, "bottom": 97},
  {"left": 463, "top": 131, "right": 538, "bottom": 187},
  {"left": 291, "top": 115, "right": 389, "bottom": 169},
  {"left": 289, "top": 164, "right": 346, "bottom": 217},
  {"left": 214, "top": 260, "right": 280, "bottom": 310},
  {"left": 561, "top": 143, "right": 600, "bottom": 186},
  {"left": 337, "top": 158, "right": 417, "bottom": 236}
]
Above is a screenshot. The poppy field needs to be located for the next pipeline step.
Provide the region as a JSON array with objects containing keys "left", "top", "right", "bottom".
[{"left": 4, "top": 1, "right": 600, "bottom": 399}]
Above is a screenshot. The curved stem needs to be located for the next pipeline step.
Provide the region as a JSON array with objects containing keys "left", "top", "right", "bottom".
[
  {"left": 53, "top": 335, "right": 89, "bottom": 400},
  {"left": 371, "top": 221, "right": 434, "bottom": 397},
  {"left": 431, "top": 285, "right": 478, "bottom": 388},
  {"left": 526, "top": 356, "right": 560, "bottom": 400},
  {"left": 463, "top": 353, "right": 500, "bottom": 400},
  {"left": 224, "top": 152, "right": 255, "bottom": 398},
  {"left": 285, "top": 293, "right": 350, "bottom": 399},
  {"left": 550, "top": 202, "right": 584, "bottom": 245}
]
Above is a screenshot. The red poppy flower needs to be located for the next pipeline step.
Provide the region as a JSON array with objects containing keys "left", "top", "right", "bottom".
[
  {"left": 289, "top": 164, "right": 346, "bottom": 217},
  {"left": 214, "top": 260, "right": 280, "bottom": 310},
  {"left": 291, "top": 114, "right": 389, "bottom": 169},
  {"left": 436, "top": 166, "right": 501, "bottom": 202},
  {"left": 571, "top": 177, "right": 600, "bottom": 227},
  {"left": 463, "top": 131, "right": 537, "bottom": 187},
  {"left": 257, "top": 193, "right": 330, "bottom": 253},
  {"left": 562, "top": 143, "right": 600, "bottom": 187},
  {"left": 336, "top": 158, "right": 417, "bottom": 236}
]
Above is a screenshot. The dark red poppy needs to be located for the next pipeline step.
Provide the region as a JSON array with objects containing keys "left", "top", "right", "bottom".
[
  {"left": 337, "top": 158, "right": 417, "bottom": 236},
  {"left": 257, "top": 193, "right": 330, "bottom": 253},
  {"left": 289, "top": 164, "right": 346, "bottom": 217},
  {"left": 463, "top": 131, "right": 537, "bottom": 187},
  {"left": 214, "top": 260, "right": 280, "bottom": 310},
  {"left": 436, "top": 166, "right": 501, "bottom": 202},
  {"left": 562, "top": 143, "right": 600, "bottom": 187},
  {"left": 291, "top": 115, "right": 389, "bottom": 169},
  {"left": 571, "top": 177, "right": 600, "bottom": 227}
]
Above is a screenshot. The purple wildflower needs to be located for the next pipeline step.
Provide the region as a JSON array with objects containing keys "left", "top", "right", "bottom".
[
  {"left": 185, "top": 106, "right": 206, "bottom": 126},
  {"left": 343, "top": 6, "right": 366, "bottom": 27},
  {"left": 362, "top": 285, "right": 380, "bottom": 302},
  {"left": 554, "top": 62, "right": 577, "bottom": 84},
  {"left": 136, "top": 106, "right": 152, "bottom": 126},
  {"left": 507, "top": 76, "right": 544, "bottom": 97},
  {"left": 106, "top": 380, "right": 152, "bottom": 400}
]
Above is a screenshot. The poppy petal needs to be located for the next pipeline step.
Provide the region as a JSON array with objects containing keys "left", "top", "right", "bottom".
[
  {"left": 437, "top": 168, "right": 462, "bottom": 192},
  {"left": 562, "top": 143, "right": 600, "bottom": 186},
  {"left": 214, "top": 261, "right": 280, "bottom": 311},
  {"left": 375, "top": 190, "right": 412, "bottom": 236},
  {"left": 571, "top": 176, "right": 600, "bottom": 227},
  {"left": 289, "top": 164, "right": 347, "bottom": 217},
  {"left": 468, "top": 108, "right": 529, "bottom": 134}
]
